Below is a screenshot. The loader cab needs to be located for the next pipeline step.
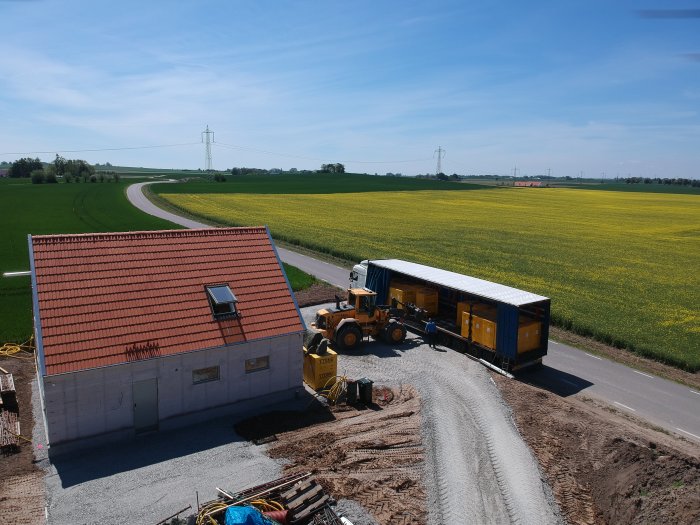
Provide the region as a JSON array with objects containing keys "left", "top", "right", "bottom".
[{"left": 348, "top": 288, "right": 377, "bottom": 321}]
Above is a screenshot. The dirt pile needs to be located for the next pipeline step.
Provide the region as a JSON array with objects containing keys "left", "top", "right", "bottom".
[
  {"left": 236, "top": 385, "right": 426, "bottom": 525},
  {"left": 0, "top": 353, "right": 44, "bottom": 525},
  {"left": 494, "top": 375, "right": 700, "bottom": 525},
  {"left": 295, "top": 283, "right": 343, "bottom": 308}
]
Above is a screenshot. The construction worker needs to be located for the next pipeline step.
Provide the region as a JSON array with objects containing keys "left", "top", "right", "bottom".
[{"left": 425, "top": 318, "right": 437, "bottom": 348}]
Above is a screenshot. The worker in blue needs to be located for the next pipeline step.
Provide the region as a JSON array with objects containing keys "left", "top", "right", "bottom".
[{"left": 425, "top": 318, "right": 437, "bottom": 348}]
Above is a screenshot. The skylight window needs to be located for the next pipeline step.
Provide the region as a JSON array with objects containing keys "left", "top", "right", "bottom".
[{"left": 206, "top": 284, "right": 239, "bottom": 319}]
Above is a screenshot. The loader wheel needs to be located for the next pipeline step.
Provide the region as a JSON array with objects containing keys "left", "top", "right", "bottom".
[
  {"left": 384, "top": 322, "right": 407, "bottom": 344},
  {"left": 336, "top": 324, "right": 362, "bottom": 351}
]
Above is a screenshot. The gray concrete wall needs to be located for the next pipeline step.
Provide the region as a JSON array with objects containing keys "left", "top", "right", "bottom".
[{"left": 43, "top": 332, "right": 303, "bottom": 445}]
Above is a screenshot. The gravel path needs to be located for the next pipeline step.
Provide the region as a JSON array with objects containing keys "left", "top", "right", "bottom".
[
  {"left": 302, "top": 304, "right": 562, "bottom": 525},
  {"left": 33, "top": 375, "right": 288, "bottom": 525}
]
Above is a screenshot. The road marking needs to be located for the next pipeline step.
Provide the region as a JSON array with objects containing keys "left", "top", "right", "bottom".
[
  {"left": 585, "top": 352, "right": 602, "bottom": 360},
  {"left": 634, "top": 370, "right": 653, "bottom": 379},
  {"left": 691, "top": 390, "right": 700, "bottom": 396},
  {"left": 613, "top": 401, "right": 636, "bottom": 412},
  {"left": 676, "top": 428, "right": 700, "bottom": 440},
  {"left": 560, "top": 379, "right": 579, "bottom": 387}
]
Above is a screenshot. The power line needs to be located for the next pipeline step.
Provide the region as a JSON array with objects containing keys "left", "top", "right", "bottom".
[
  {"left": 214, "top": 141, "right": 432, "bottom": 164},
  {"left": 0, "top": 142, "right": 201, "bottom": 156}
]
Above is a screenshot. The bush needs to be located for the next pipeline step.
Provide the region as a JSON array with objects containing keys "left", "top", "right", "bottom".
[
  {"left": 30, "top": 170, "right": 45, "bottom": 184},
  {"left": 89, "top": 175, "right": 97, "bottom": 183},
  {"left": 45, "top": 172, "right": 58, "bottom": 184}
]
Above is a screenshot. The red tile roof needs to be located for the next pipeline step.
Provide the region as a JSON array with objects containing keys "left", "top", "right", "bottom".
[{"left": 31, "top": 227, "right": 304, "bottom": 375}]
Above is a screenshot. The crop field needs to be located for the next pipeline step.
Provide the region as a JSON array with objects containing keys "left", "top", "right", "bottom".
[
  {"left": 152, "top": 172, "right": 486, "bottom": 195},
  {"left": 0, "top": 179, "right": 316, "bottom": 343},
  {"left": 0, "top": 179, "right": 178, "bottom": 342},
  {"left": 158, "top": 186, "right": 700, "bottom": 371}
]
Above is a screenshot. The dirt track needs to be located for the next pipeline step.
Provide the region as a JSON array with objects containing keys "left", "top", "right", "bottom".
[
  {"left": 300, "top": 304, "right": 561, "bottom": 525},
  {"left": 0, "top": 353, "right": 44, "bottom": 525},
  {"left": 237, "top": 385, "right": 425, "bottom": 524},
  {"left": 494, "top": 374, "right": 700, "bottom": 525}
]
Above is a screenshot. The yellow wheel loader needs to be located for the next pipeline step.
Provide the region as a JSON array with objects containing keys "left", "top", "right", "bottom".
[{"left": 309, "top": 288, "right": 407, "bottom": 351}]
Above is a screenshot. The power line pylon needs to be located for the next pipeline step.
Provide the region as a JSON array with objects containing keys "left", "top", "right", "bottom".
[
  {"left": 202, "top": 125, "right": 214, "bottom": 171},
  {"left": 434, "top": 146, "right": 445, "bottom": 175}
]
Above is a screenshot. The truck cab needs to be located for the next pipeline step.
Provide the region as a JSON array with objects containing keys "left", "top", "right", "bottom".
[{"left": 349, "top": 260, "right": 369, "bottom": 289}]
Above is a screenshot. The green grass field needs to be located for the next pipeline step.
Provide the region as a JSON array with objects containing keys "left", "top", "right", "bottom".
[
  {"left": 152, "top": 172, "right": 489, "bottom": 195},
  {"left": 158, "top": 183, "right": 700, "bottom": 371},
  {"left": 0, "top": 179, "right": 316, "bottom": 343},
  {"left": 566, "top": 182, "right": 700, "bottom": 195}
]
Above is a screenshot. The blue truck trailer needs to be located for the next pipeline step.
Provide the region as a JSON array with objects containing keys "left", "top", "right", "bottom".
[{"left": 350, "top": 259, "right": 550, "bottom": 372}]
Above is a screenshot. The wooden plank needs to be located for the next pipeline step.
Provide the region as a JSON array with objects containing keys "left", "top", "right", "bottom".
[
  {"left": 290, "top": 494, "right": 329, "bottom": 522},
  {"left": 281, "top": 479, "right": 313, "bottom": 500},
  {"left": 0, "top": 374, "right": 15, "bottom": 394},
  {"left": 285, "top": 484, "right": 323, "bottom": 509},
  {"left": 0, "top": 411, "right": 19, "bottom": 448}
]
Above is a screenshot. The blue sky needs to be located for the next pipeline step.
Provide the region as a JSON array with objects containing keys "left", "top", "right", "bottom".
[{"left": 1, "top": 0, "right": 699, "bottom": 177}]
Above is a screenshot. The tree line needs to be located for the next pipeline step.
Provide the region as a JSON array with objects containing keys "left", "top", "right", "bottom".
[
  {"left": 619, "top": 176, "right": 699, "bottom": 187},
  {"left": 5, "top": 155, "right": 120, "bottom": 183}
]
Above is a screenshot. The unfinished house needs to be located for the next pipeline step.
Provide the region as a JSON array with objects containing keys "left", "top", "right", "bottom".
[{"left": 28, "top": 227, "right": 305, "bottom": 451}]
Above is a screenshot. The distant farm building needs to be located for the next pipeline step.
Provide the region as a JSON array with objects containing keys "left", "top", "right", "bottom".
[
  {"left": 29, "top": 227, "right": 304, "bottom": 451},
  {"left": 0, "top": 169, "right": 8, "bottom": 178},
  {"left": 514, "top": 181, "right": 543, "bottom": 187}
]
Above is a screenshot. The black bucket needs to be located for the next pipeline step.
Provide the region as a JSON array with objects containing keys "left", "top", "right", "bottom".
[
  {"left": 346, "top": 380, "right": 358, "bottom": 404},
  {"left": 357, "top": 377, "right": 373, "bottom": 404}
]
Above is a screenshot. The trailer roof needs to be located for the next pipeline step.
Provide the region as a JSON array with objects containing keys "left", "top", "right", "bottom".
[{"left": 370, "top": 259, "right": 549, "bottom": 307}]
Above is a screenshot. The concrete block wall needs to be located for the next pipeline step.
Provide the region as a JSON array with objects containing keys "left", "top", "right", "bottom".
[{"left": 43, "top": 332, "right": 303, "bottom": 446}]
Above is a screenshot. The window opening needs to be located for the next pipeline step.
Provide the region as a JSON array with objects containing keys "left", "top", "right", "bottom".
[
  {"left": 245, "top": 356, "right": 269, "bottom": 373},
  {"left": 206, "top": 284, "right": 239, "bottom": 319},
  {"left": 193, "top": 366, "right": 220, "bottom": 384}
]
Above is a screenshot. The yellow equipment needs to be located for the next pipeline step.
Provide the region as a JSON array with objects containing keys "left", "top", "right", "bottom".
[
  {"left": 311, "top": 288, "right": 407, "bottom": 351},
  {"left": 303, "top": 347, "right": 338, "bottom": 390}
]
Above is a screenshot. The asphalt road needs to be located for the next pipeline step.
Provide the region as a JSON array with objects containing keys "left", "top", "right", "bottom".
[{"left": 127, "top": 181, "right": 700, "bottom": 444}]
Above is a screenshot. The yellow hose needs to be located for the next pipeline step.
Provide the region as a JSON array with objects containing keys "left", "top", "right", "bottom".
[
  {"left": 0, "top": 336, "right": 35, "bottom": 360},
  {"left": 318, "top": 375, "right": 348, "bottom": 405},
  {"left": 196, "top": 501, "right": 228, "bottom": 525},
  {"left": 250, "top": 498, "right": 285, "bottom": 512}
]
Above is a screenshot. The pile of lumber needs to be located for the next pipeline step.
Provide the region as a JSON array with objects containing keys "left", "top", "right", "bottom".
[
  {"left": 194, "top": 472, "right": 344, "bottom": 525},
  {"left": 0, "top": 369, "right": 19, "bottom": 452}
]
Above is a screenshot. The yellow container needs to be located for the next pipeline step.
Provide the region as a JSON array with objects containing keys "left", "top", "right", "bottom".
[
  {"left": 456, "top": 301, "right": 470, "bottom": 325},
  {"left": 457, "top": 302, "right": 495, "bottom": 325},
  {"left": 303, "top": 349, "right": 338, "bottom": 390},
  {"left": 415, "top": 287, "right": 439, "bottom": 315},
  {"left": 461, "top": 309, "right": 497, "bottom": 350},
  {"left": 388, "top": 285, "right": 416, "bottom": 306},
  {"left": 517, "top": 319, "right": 541, "bottom": 353}
]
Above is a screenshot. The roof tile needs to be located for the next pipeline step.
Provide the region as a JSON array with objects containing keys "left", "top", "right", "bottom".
[{"left": 32, "top": 227, "right": 304, "bottom": 375}]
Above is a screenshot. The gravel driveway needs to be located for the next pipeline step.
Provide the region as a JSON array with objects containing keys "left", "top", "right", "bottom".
[
  {"left": 35, "top": 303, "right": 561, "bottom": 525},
  {"left": 301, "top": 304, "right": 563, "bottom": 525}
]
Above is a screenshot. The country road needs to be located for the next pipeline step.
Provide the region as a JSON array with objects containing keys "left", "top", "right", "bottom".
[{"left": 126, "top": 181, "right": 700, "bottom": 443}]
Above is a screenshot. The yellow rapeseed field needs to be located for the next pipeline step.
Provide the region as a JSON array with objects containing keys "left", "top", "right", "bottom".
[{"left": 161, "top": 188, "right": 700, "bottom": 370}]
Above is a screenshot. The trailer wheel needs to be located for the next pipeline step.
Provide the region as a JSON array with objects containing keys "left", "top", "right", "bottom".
[
  {"left": 336, "top": 324, "right": 362, "bottom": 351},
  {"left": 384, "top": 321, "right": 407, "bottom": 345}
]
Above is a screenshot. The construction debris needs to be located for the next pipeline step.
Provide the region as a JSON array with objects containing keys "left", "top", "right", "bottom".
[
  {"left": 0, "top": 409, "right": 20, "bottom": 451},
  {"left": 0, "top": 370, "right": 20, "bottom": 453},
  {"left": 193, "top": 472, "right": 344, "bottom": 525},
  {"left": 0, "top": 372, "right": 15, "bottom": 394}
]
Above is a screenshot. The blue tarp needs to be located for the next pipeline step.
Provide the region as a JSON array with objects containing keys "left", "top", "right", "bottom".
[{"left": 224, "top": 506, "right": 275, "bottom": 525}]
